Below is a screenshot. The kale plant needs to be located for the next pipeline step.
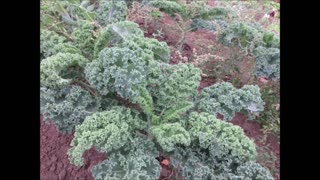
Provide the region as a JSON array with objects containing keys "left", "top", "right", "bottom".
[
  {"left": 218, "top": 22, "right": 280, "bottom": 80},
  {"left": 95, "top": 0, "right": 128, "bottom": 26},
  {"left": 40, "top": 30, "right": 80, "bottom": 61},
  {"left": 40, "top": 85, "right": 101, "bottom": 133},
  {"left": 196, "top": 82, "right": 265, "bottom": 121},
  {"left": 167, "top": 112, "right": 271, "bottom": 179},
  {"left": 147, "top": 0, "right": 230, "bottom": 49},
  {"left": 253, "top": 46, "right": 280, "bottom": 80},
  {"left": 40, "top": 53, "right": 89, "bottom": 88},
  {"left": 85, "top": 46, "right": 149, "bottom": 103}
]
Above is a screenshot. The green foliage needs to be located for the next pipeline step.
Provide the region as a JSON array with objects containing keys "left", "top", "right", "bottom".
[
  {"left": 40, "top": 30, "right": 80, "bottom": 60},
  {"left": 95, "top": 0, "right": 128, "bottom": 26},
  {"left": 93, "top": 20, "right": 144, "bottom": 57},
  {"left": 188, "top": 112, "right": 257, "bottom": 161},
  {"left": 151, "top": 123, "right": 191, "bottom": 152},
  {"left": 262, "top": 31, "right": 280, "bottom": 48},
  {"left": 169, "top": 144, "right": 272, "bottom": 179},
  {"left": 256, "top": 83, "right": 280, "bottom": 137},
  {"left": 40, "top": 53, "right": 89, "bottom": 88},
  {"left": 85, "top": 47, "right": 148, "bottom": 99},
  {"left": 196, "top": 82, "right": 265, "bottom": 121},
  {"left": 202, "top": 7, "right": 230, "bottom": 20},
  {"left": 91, "top": 136, "right": 161, "bottom": 180},
  {"left": 235, "top": 161, "right": 273, "bottom": 180},
  {"left": 187, "top": 2, "right": 229, "bottom": 20},
  {"left": 253, "top": 46, "right": 280, "bottom": 80},
  {"left": 218, "top": 22, "right": 280, "bottom": 80},
  {"left": 65, "top": 0, "right": 95, "bottom": 21},
  {"left": 40, "top": 85, "right": 101, "bottom": 133},
  {"left": 191, "top": 18, "right": 228, "bottom": 32},
  {"left": 68, "top": 106, "right": 146, "bottom": 166},
  {"left": 149, "top": 0, "right": 182, "bottom": 16},
  {"left": 41, "top": 0, "right": 71, "bottom": 31},
  {"left": 218, "top": 22, "right": 264, "bottom": 52},
  {"left": 169, "top": 146, "right": 215, "bottom": 179},
  {"left": 120, "top": 35, "right": 170, "bottom": 63},
  {"left": 41, "top": 0, "right": 94, "bottom": 33},
  {"left": 147, "top": 63, "right": 201, "bottom": 123},
  {"left": 71, "top": 20, "right": 96, "bottom": 58},
  {"left": 167, "top": 112, "right": 271, "bottom": 179},
  {"left": 149, "top": 0, "right": 229, "bottom": 21}
]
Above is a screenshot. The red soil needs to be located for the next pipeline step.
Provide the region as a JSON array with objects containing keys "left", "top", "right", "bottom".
[
  {"left": 231, "top": 113, "right": 280, "bottom": 180},
  {"left": 41, "top": 116, "right": 177, "bottom": 180},
  {"left": 40, "top": 116, "right": 106, "bottom": 180},
  {"left": 198, "top": 76, "right": 216, "bottom": 92}
]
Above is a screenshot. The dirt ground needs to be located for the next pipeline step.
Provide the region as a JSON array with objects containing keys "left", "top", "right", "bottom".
[{"left": 40, "top": 116, "right": 106, "bottom": 180}]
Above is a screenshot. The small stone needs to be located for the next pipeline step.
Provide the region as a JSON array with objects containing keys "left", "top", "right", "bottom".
[
  {"left": 259, "top": 77, "right": 269, "bottom": 84},
  {"left": 51, "top": 155, "right": 58, "bottom": 162},
  {"left": 50, "top": 164, "right": 56, "bottom": 171},
  {"left": 201, "top": 73, "right": 208, "bottom": 77},
  {"left": 58, "top": 170, "right": 66, "bottom": 180},
  {"left": 45, "top": 161, "right": 52, "bottom": 167},
  {"left": 57, "top": 162, "right": 64, "bottom": 169}
]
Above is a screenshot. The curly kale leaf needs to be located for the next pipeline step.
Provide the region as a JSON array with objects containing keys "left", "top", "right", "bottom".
[
  {"left": 188, "top": 112, "right": 257, "bottom": 161},
  {"left": 147, "top": 63, "right": 201, "bottom": 123},
  {"left": 170, "top": 146, "right": 272, "bottom": 179},
  {"left": 196, "top": 82, "right": 264, "bottom": 121},
  {"left": 218, "top": 22, "right": 264, "bottom": 51},
  {"left": 262, "top": 31, "right": 280, "bottom": 49},
  {"left": 64, "top": 0, "right": 95, "bottom": 22},
  {"left": 85, "top": 47, "right": 148, "bottom": 100},
  {"left": 169, "top": 146, "right": 216, "bottom": 179},
  {"left": 236, "top": 85, "right": 265, "bottom": 113},
  {"left": 149, "top": 0, "right": 229, "bottom": 21},
  {"left": 71, "top": 20, "right": 95, "bottom": 58},
  {"left": 235, "top": 161, "right": 273, "bottom": 180},
  {"left": 40, "top": 53, "right": 89, "bottom": 88},
  {"left": 148, "top": 0, "right": 182, "bottom": 16},
  {"left": 191, "top": 18, "right": 228, "bottom": 32},
  {"left": 68, "top": 106, "right": 146, "bottom": 166},
  {"left": 151, "top": 123, "right": 191, "bottom": 152},
  {"left": 40, "top": 85, "right": 101, "bottom": 133},
  {"left": 188, "top": 2, "right": 230, "bottom": 20},
  {"left": 93, "top": 20, "right": 144, "bottom": 57},
  {"left": 120, "top": 35, "right": 170, "bottom": 63},
  {"left": 92, "top": 136, "right": 161, "bottom": 180},
  {"left": 40, "top": 30, "right": 80, "bottom": 60},
  {"left": 95, "top": 0, "right": 128, "bottom": 26},
  {"left": 253, "top": 46, "right": 280, "bottom": 80}
]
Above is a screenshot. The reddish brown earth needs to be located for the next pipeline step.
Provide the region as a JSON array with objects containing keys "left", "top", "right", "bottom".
[
  {"left": 41, "top": 115, "right": 179, "bottom": 180},
  {"left": 206, "top": 0, "right": 215, "bottom": 7},
  {"left": 198, "top": 76, "right": 216, "bottom": 92},
  {"left": 40, "top": 116, "right": 106, "bottom": 180},
  {"left": 231, "top": 113, "right": 280, "bottom": 180}
]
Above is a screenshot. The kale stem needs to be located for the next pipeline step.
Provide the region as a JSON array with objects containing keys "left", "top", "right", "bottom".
[{"left": 73, "top": 80, "right": 97, "bottom": 96}]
